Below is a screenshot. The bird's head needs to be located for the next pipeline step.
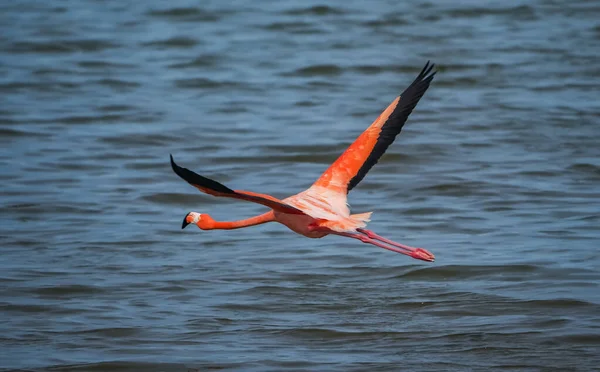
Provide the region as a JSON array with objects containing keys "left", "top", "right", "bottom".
[{"left": 181, "top": 212, "right": 215, "bottom": 230}]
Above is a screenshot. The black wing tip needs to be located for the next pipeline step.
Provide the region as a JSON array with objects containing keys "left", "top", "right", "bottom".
[
  {"left": 403, "top": 61, "right": 436, "bottom": 97},
  {"left": 169, "top": 153, "right": 177, "bottom": 171},
  {"left": 346, "top": 61, "right": 438, "bottom": 193},
  {"left": 169, "top": 154, "right": 235, "bottom": 194},
  {"left": 418, "top": 60, "right": 437, "bottom": 81},
  {"left": 170, "top": 154, "right": 187, "bottom": 180},
  {"left": 401, "top": 61, "right": 437, "bottom": 98}
]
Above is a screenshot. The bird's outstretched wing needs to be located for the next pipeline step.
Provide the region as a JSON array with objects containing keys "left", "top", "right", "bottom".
[
  {"left": 312, "top": 61, "right": 436, "bottom": 194},
  {"left": 170, "top": 155, "right": 305, "bottom": 215}
]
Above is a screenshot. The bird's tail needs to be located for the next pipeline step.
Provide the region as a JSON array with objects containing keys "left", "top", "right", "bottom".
[
  {"left": 351, "top": 212, "right": 372, "bottom": 223},
  {"left": 312, "top": 212, "right": 372, "bottom": 233}
]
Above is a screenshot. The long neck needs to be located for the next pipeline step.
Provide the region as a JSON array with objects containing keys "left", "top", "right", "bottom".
[{"left": 209, "top": 211, "right": 275, "bottom": 230}]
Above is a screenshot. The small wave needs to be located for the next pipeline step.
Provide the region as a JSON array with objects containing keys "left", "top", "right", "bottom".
[
  {"left": 261, "top": 21, "right": 323, "bottom": 34},
  {"left": 55, "top": 114, "right": 126, "bottom": 125},
  {"left": 519, "top": 298, "right": 597, "bottom": 309},
  {"left": 77, "top": 60, "right": 135, "bottom": 69},
  {"left": 362, "top": 16, "right": 410, "bottom": 28},
  {"left": 99, "top": 133, "right": 176, "bottom": 146},
  {"left": 34, "top": 361, "right": 243, "bottom": 371},
  {"left": 284, "top": 64, "right": 343, "bottom": 77},
  {"left": 142, "top": 36, "right": 200, "bottom": 49},
  {"left": 1, "top": 303, "right": 86, "bottom": 315},
  {"left": 276, "top": 327, "right": 417, "bottom": 341},
  {"left": 5, "top": 203, "right": 102, "bottom": 215},
  {"left": 96, "top": 104, "right": 136, "bottom": 112},
  {"left": 168, "top": 54, "right": 221, "bottom": 69},
  {"left": 8, "top": 39, "right": 119, "bottom": 53},
  {"left": 0, "top": 81, "right": 79, "bottom": 93},
  {"left": 568, "top": 162, "right": 600, "bottom": 178},
  {"left": 282, "top": 5, "right": 344, "bottom": 16},
  {"left": 397, "top": 264, "right": 540, "bottom": 280},
  {"left": 0, "top": 128, "right": 51, "bottom": 139},
  {"left": 145, "top": 7, "right": 221, "bottom": 22},
  {"left": 32, "top": 284, "right": 107, "bottom": 297},
  {"left": 446, "top": 5, "right": 536, "bottom": 20},
  {"left": 141, "top": 192, "right": 207, "bottom": 206},
  {"left": 95, "top": 78, "right": 140, "bottom": 89},
  {"left": 174, "top": 78, "right": 249, "bottom": 90},
  {"left": 70, "top": 327, "right": 141, "bottom": 338},
  {"left": 552, "top": 333, "right": 600, "bottom": 345}
]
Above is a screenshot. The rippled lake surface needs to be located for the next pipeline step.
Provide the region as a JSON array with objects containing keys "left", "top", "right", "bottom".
[{"left": 2, "top": 0, "right": 600, "bottom": 371}]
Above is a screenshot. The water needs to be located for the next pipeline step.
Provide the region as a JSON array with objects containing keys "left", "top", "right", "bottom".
[{"left": 1, "top": 0, "right": 600, "bottom": 370}]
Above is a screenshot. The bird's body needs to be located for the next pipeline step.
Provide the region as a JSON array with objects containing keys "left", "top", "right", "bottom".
[{"left": 171, "top": 62, "right": 437, "bottom": 262}]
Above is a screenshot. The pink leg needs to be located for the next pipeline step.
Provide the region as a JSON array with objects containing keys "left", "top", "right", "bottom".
[
  {"left": 332, "top": 231, "right": 435, "bottom": 262},
  {"left": 357, "top": 229, "right": 412, "bottom": 250}
]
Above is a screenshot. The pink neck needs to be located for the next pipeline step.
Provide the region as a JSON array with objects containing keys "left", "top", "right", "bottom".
[{"left": 209, "top": 211, "right": 274, "bottom": 230}]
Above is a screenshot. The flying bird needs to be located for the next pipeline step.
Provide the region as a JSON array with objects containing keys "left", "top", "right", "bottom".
[{"left": 171, "top": 61, "right": 437, "bottom": 262}]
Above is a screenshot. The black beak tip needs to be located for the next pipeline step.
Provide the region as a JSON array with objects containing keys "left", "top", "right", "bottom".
[{"left": 181, "top": 213, "right": 191, "bottom": 229}]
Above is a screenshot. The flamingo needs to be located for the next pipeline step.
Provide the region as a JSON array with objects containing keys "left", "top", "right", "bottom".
[{"left": 170, "top": 61, "right": 437, "bottom": 262}]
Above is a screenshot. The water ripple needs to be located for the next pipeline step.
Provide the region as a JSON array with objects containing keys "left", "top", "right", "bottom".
[{"left": 1, "top": 0, "right": 599, "bottom": 370}]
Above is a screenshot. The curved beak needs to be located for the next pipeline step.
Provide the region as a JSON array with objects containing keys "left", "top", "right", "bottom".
[{"left": 181, "top": 213, "right": 191, "bottom": 229}]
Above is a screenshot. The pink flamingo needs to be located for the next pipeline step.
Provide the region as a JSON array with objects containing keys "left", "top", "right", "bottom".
[{"left": 171, "top": 61, "right": 437, "bottom": 262}]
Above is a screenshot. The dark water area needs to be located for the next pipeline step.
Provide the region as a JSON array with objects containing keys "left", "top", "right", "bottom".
[{"left": 1, "top": 0, "right": 600, "bottom": 371}]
